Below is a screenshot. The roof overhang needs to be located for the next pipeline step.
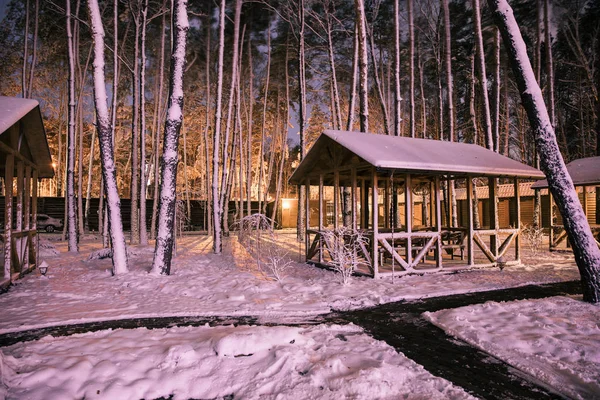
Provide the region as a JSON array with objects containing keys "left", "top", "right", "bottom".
[
  {"left": 0, "top": 96, "right": 54, "bottom": 178},
  {"left": 531, "top": 156, "right": 600, "bottom": 189},
  {"left": 290, "top": 130, "right": 544, "bottom": 185}
]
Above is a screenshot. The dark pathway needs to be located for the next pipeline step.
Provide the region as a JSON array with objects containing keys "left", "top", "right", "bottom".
[
  {"left": 0, "top": 280, "right": 581, "bottom": 399},
  {"left": 335, "top": 280, "right": 581, "bottom": 400}
]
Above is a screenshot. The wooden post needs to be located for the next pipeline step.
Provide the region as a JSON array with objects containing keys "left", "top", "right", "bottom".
[
  {"left": 333, "top": 170, "right": 339, "bottom": 229},
  {"left": 434, "top": 176, "right": 442, "bottom": 269},
  {"left": 23, "top": 166, "right": 31, "bottom": 272},
  {"left": 582, "top": 185, "right": 588, "bottom": 221},
  {"left": 361, "top": 179, "right": 368, "bottom": 229},
  {"left": 30, "top": 169, "right": 38, "bottom": 266},
  {"left": 305, "top": 178, "right": 310, "bottom": 260},
  {"left": 4, "top": 155, "right": 14, "bottom": 281},
  {"left": 489, "top": 177, "right": 498, "bottom": 260},
  {"left": 514, "top": 177, "right": 521, "bottom": 262},
  {"left": 384, "top": 179, "right": 390, "bottom": 229},
  {"left": 405, "top": 173, "right": 413, "bottom": 267},
  {"left": 467, "top": 177, "right": 474, "bottom": 266},
  {"left": 371, "top": 168, "right": 379, "bottom": 278},
  {"left": 549, "top": 191, "right": 554, "bottom": 250},
  {"left": 15, "top": 161, "right": 24, "bottom": 274},
  {"left": 318, "top": 174, "right": 324, "bottom": 263},
  {"left": 351, "top": 167, "right": 357, "bottom": 230}
]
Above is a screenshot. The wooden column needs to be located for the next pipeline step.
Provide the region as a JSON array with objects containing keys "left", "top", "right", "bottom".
[
  {"left": 360, "top": 179, "right": 368, "bottom": 229},
  {"left": 23, "top": 166, "right": 31, "bottom": 271},
  {"left": 384, "top": 179, "right": 390, "bottom": 229},
  {"left": 582, "top": 186, "right": 588, "bottom": 221},
  {"left": 15, "top": 161, "right": 24, "bottom": 275},
  {"left": 318, "top": 174, "right": 324, "bottom": 263},
  {"left": 489, "top": 177, "right": 498, "bottom": 259},
  {"left": 305, "top": 179, "right": 310, "bottom": 260},
  {"left": 371, "top": 168, "right": 379, "bottom": 278},
  {"left": 549, "top": 191, "right": 555, "bottom": 249},
  {"left": 434, "top": 176, "right": 442, "bottom": 269},
  {"left": 333, "top": 170, "right": 339, "bottom": 229},
  {"left": 405, "top": 174, "right": 413, "bottom": 266},
  {"left": 514, "top": 177, "right": 521, "bottom": 262},
  {"left": 4, "top": 155, "right": 14, "bottom": 281},
  {"left": 30, "top": 169, "right": 38, "bottom": 266},
  {"left": 351, "top": 168, "right": 357, "bottom": 230},
  {"left": 467, "top": 177, "right": 474, "bottom": 266}
]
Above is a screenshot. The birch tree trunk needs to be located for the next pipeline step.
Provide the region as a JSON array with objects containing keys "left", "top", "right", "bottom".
[
  {"left": 355, "top": 0, "right": 369, "bottom": 133},
  {"left": 212, "top": 0, "right": 226, "bottom": 253},
  {"left": 66, "top": 0, "right": 79, "bottom": 252},
  {"left": 532, "top": 0, "right": 543, "bottom": 229},
  {"left": 130, "top": 1, "right": 141, "bottom": 245},
  {"left": 408, "top": 0, "right": 415, "bottom": 138},
  {"left": 297, "top": 0, "right": 307, "bottom": 241},
  {"left": 492, "top": 27, "right": 501, "bottom": 153},
  {"left": 258, "top": 24, "right": 271, "bottom": 215},
  {"left": 346, "top": 29, "right": 358, "bottom": 131},
  {"left": 87, "top": 0, "right": 129, "bottom": 274},
  {"left": 22, "top": 0, "right": 30, "bottom": 98},
  {"left": 489, "top": 0, "right": 600, "bottom": 303},
  {"left": 473, "top": 0, "right": 493, "bottom": 151},
  {"left": 139, "top": 0, "right": 149, "bottom": 245},
  {"left": 246, "top": 36, "right": 253, "bottom": 218},
  {"left": 151, "top": 0, "right": 189, "bottom": 274}
]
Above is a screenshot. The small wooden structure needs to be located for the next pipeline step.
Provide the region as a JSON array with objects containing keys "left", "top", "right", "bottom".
[
  {"left": 0, "top": 97, "right": 54, "bottom": 286},
  {"left": 289, "top": 130, "right": 545, "bottom": 278},
  {"left": 532, "top": 156, "right": 600, "bottom": 251}
]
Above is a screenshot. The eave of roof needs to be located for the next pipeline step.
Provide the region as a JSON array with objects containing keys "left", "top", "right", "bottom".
[
  {"left": 0, "top": 96, "right": 54, "bottom": 178},
  {"left": 531, "top": 156, "right": 600, "bottom": 189}
]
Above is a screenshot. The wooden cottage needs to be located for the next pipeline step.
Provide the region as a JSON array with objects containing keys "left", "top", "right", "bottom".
[
  {"left": 0, "top": 97, "right": 54, "bottom": 287},
  {"left": 531, "top": 156, "right": 600, "bottom": 251},
  {"left": 289, "top": 130, "right": 545, "bottom": 278}
]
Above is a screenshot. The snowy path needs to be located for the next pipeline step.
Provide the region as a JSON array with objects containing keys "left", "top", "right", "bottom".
[{"left": 0, "top": 280, "right": 580, "bottom": 399}]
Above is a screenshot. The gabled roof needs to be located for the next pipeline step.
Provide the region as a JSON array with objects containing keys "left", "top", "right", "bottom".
[
  {"left": 289, "top": 130, "right": 544, "bottom": 184},
  {"left": 531, "top": 156, "right": 600, "bottom": 188},
  {"left": 0, "top": 96, "right": 54, "bottom": 178}
]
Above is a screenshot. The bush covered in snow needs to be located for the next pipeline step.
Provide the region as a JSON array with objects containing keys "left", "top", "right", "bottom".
[
  {"left": 236, "top": 214, "right": 292, "bottom": 282},
  {"left": 521, "top": 224, "right": 544, "bottom": 257},
  {"left": 321, "top": 227, "right": 368, "bottom": 285}
]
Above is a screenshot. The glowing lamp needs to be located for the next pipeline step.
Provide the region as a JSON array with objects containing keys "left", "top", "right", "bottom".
[{"left": 282, "top": 199, "right": 291, "bottom": 210}]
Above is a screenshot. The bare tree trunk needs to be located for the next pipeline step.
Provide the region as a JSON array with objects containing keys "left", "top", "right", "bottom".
[
  {"left": 533, "top": 0, "right": 543, "bottom": 228},
  {"left": 408, "top": 0, "right": 415, "bottom": 138},
  {"left": 151, "top": 0, "right": 189, "bottom": 274},
  {"left": 212, "top": 0, "right": 226, "bottom": 253},
  {"left": 368, "top": 24, "right": 390, "bottom": 135},
  {"left": 346, "top": 29, "right": 358, "bottom": 131},
  {"left": 22, "top": 0, "right": 30, "bottom": 98},
  {"left": 151, "top": 2, "right": 168, "bottom": 239},
  {"left": 473, "top": 0, "right": 493, "bottom": 151},
  {"left": 489, "top": 0, "right": 600, "bottom": 303},
  {"left": 492, "top": 27, "right": 501, "bottom": 153},
  {"left": 26, "top": 0, "right": 40, "bottom": 98},
  {"left": 88, "top": 0, "right": 129, "bottom": 274},
  {"left": 258, "top": 24, "right": 271, "bottom": 215},
  {"left": 297, "top": 0, "right": 307, "bottom": 241},
  {"left": 246, "top": 35, "right": 253, "bottom": 218},
  {"left": 66, "top": 0, "right": 79, "bottom": 252},
  {"left": 355, "top": 0, "right": 369, "bottom": 133},
  {"left": 130, "top": 1, "right": 141, "bottom": 245},
  {"left": 204, "top": 12, "right": 212, "bottom": 233},
  {"left": 84, "top": 131, "right": 96, "bottom": 231},
  {"left": 139, "top": 0, "right": 149, "bottom": 245}
]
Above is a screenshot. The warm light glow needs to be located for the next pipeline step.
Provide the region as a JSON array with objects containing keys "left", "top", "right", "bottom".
[
  {"left": 282, "top": 199, "right": 291, "bottom": 210},
  {"left": 52, "top": 163, "right": 56, "bottom": 169}
]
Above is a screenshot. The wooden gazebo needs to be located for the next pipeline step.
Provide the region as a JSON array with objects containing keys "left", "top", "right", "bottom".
[
  {"left": 532, "top": 156, "right": 600, "bottom": 251},
  {"left": 0, "top": 97, "right": 54, "bottom": 287},
  {"left": 289, "top": 130, "right": 545, "bottom": 278}
]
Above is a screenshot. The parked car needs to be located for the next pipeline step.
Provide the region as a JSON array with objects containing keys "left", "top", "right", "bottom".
[{"left": 36, "top": 214, "right": 63, "bottom": 233}]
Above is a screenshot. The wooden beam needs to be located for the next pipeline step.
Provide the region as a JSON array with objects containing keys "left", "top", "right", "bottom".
[
  {"left": 318, "top": 174, "right": 324, "bottom": 263},
  {"left": 489, "top": 177, "right": 498, "bottom": 259},
  {"left": 333, "top": 170, "right": 339, "bottom": 229},
  {"left": 305, "top": 179, "right": 311, "bottom": 260},
  {"left": 514, "top": 177, "right": 521, "bottom": 262},
  {"left": 351, "top": 167, "right": 357, "bottom": 230},
  {"left": 549, "top": 192, "right": 555, "bottom": 250},
  {"left": 467, "top": 178, "right": 474, "bottom": 266},
  {"left": 15, "top": 161, "right": 24, "bottom": 274},
  {"left": 371, "top": 168, "right": 379, "bottom": 278},
  {"left": 405, "top": 174, "right": 413, "bottom": 266},
  {"left": 4, "top": 154, "right": 14, "bottom": 281},
  {"left": 30, "top": 169, "right": 38, "bottom": 266},
  {"left": 23, "top": 166, "right": 31, "bottom": 271},
  {"left": 435, "top": 176, "right": 442, "bottom": 269},
  {"left": 0, "top": 141, "right": 38, "bottom": 170}
]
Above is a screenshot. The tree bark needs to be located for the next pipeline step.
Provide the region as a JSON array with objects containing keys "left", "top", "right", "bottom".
[
  {"left": 66, "top": 0, "right": 79, "bottom": 252},
  {"left": 87, "top": 0, "right": 129, "bottom": 274},
  {"left": 489, "top": 0, "right": 600, "bottom": 303},
  {"left": 139, "top": 0, "right": 149, "bottom": 245},
  {"left": 473, "top": 0, "right": 493, "bottom": 151},
  {"left": 407, "top": 0, "right": 415, "bottom": 138},
  {"left": 151, "top": 0, "right": 189, "bottom": 274},
  {"left": 355, "top": 0, "right": 369, "bottom": 133}
]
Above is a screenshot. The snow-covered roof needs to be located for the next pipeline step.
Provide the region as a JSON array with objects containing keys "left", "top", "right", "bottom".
[
  {"left": 531, "top": 156, "right": 600, "bottom": 188},
  {"left": 289, "top": 130, "right": 544, "bottom": 184},
  {"left": 0, "top": 96, "right": 54, "bottom": 178}
]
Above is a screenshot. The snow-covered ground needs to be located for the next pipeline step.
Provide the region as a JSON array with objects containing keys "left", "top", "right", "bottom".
[
  {"left": 0, "top": 234, "right": 586, "bottom": 399},
  {"left": 0, "top": 323, "right": 475, "bottom": 400},
  {"left": 0, "top": 234, "right": 579, "bottom": 334},
  {"left": 425, "top": 296, "right": 600, "bottom": 400}
]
